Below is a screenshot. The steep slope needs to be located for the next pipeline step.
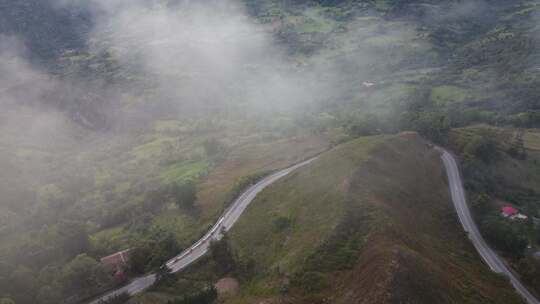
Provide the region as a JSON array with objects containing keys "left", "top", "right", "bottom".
[{"left": 226, "top": 133, "right": 524, "bottom": 304}]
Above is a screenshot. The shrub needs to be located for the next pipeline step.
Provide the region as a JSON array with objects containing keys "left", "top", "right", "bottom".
[
  {"left": 464, "top": 135, "right": 498, "bottom": 164},
  {"left": 292, "top": 271, "right": 327, "bottom": 293},
  {"left": 167, "top": 287, "right": 217, "bottom": 304},
  {"left": 481, "top": 216, "right": 527, "bottom": 257},
  {"left": 98, "top": 292, "right": 130, "bottom": 304},
  {"left": 209, "top": 235, "right": 237, "bottom": 275},
  {"left": 471, "top": 192, "right": 491, "bottom": 218},
  {"left": 272, "top": 216, "right": 292, "bottom": 232},
  {"left": 171, "top": 181, "right": 197, "bottom": 210}
]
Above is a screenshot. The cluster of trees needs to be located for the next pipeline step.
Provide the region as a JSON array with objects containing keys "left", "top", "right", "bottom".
[
  {"left": 400, "top": 111, "right": 451, "bottom": 144},
  {"left": 208, "top": 234, "right": 255, "bottom": 280},
  {"left": 517, "top": 257, "right": 540, "bottom": 295},
  {"left": 0, "top": 253, "right": 115, "bottom": 304},
  {"left": 3, "top": 225, "right": 185, "bottom": 303},
  {"left": 100, "top": 180, "right": 197, "bottom": 235},
  {"left": 292, "top": 271, "right": 328, "bottom": 293},
  {"left": 453, "top": 131, "right": 533, "bottom": 258},
  {"left": 507, "top": 130, "right": 527, "bottom": 160},
  {"left": 454, "top": 129, "right": 540, "bottom": 298},
  {"left": 507, "top": 112, "right": 540, "bottom": 128},
  {"left": 463, "top": 135, "right": 499, "bottom": 164},
  {"left": 481, "top": 216, "right": 528, "bottom": 257},
  {"left": 470, "top": 193, "right": 491, "bottom": 219},
  {"left": 170, "top": 182, "right": 197, "bottom": 210},
  {"left": 0, "top": 176, "right": 198, "bottom": 304},
  {"left": 209, "top": 236, "right": 237, "bottom": 276},
  {"left": 342, "top": 109, "right": 452, "bottom": 144},
  {"left": 0, "top": 216, "right": 113, "bottom": 303},
  {"left": 129, "top": 230, "right": 181, "bottom": 275},
  {"left": 203, "top": 138, "right": 227, "bottom": 161},
  {"left": 166, "top": 287, "right": 217, "bottom": 304},
  {"left": 341, "top": 91, "right": 540, "bottom": 148},
  {"left": 456, "top": 132, "right": 502, "bottom": 193}
]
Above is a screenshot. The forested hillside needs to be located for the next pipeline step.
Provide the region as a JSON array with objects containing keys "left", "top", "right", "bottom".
[
  {"left": 2, "top": 0, "right": 540, "bottom": 303},
  {"left": 0, "top": 0, "right": 90, "bottom": 61}
]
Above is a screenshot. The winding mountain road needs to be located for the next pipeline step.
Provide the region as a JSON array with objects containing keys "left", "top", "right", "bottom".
[
  {"left": 90, "top": 147, "right": 539, "bottom": 304},
  {"left": 439, "top": 148, "right": 539, "bottom": 304},
  {"left": 89, "top": 157, "right": 317, "bottom": 304}
]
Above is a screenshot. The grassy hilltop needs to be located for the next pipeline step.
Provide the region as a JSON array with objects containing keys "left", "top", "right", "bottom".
[
  {"left": 221, "top": 133, "right": 523, "bottom": 304},
  {"left": 131, "top": 133, "right": 524, "bottom": 304}
]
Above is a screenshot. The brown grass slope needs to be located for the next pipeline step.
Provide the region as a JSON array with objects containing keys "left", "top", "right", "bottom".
[
  {"left": 228, "top": 133, "right": 524, "bottom": 304},
  {"left": 339, "top": 134, "right": 521, "bottom": 304}
]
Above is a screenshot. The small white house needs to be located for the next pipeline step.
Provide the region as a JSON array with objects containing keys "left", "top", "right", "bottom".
[{"left": 511, "top": 213, "right": 528, "bottom": 220}]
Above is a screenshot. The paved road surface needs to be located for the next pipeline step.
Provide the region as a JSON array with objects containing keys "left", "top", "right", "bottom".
[
  {"left": 89, "top": 157, "right": 317, "bottom": 303},
  {"left": 439, "top": 148, "right": 539, "bottom": 304}
]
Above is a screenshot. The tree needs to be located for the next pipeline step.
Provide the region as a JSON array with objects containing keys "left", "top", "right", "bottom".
[
  {"left": 60, "top": 254, "right": 111, "bottom": 297},
  {"left": 167, "top": 287, "right": 217, "bottom": 304},
  {"left": 400, "top": 111, "right": 450, "bottom": 143},
  {"left": 462, "top": 157, "right": 495, "bottom": 192},
  {"left": 346, "top": 115, "right": 381, "bottom": 137},
  {"left": 36, "top": 285, "right": 62, "bottom": 304},
  {"left": 171, "top": 181, "right": 197, "bottom": 210},
  {"left": 129, "top": 231, "right": 180, "bottom": 274},
  {"left": 9, "top": 266, "right": 37, "bottom": 303},
  {"left": 293, "top": 271, "right": 327, "bottom": 293},
  {"left": 517, "top": 257, "right": 540, "bottom": 294},
  {"left": 203, "top": 138, "right": 226, "bottom": 158},
  {"left": 148, "top": 232, "right": 180, "bottom": 269},
  {"left": 38, "top": 265, "right": 60, "bottom": 287},
  {"left": 481, "top": 217, "right": 528, "bottom": 257},
  {"left": 507, "top": 130, "right": 527, "bottom": 160},
  {"left": 142, "top": 186, "right": 169, "bottom": 213},
  {"left": 0, "top": 260, "right": 12, "bottom": 295},
  {"left": 57, "top": 220, "right": 89, "bottom": 256},
  {"left": 471, "top": 192, "right": 491, "bottom": 217},
  {"left": 155, "top": 265, "right": 175, "bottom": 287},
  {"left": 209, "top": 235, "right": 237, "bottom": 275},
  {"left": 464, "top": 135, "right": 498, "bottom": 164},
  {"left": 128, "top": 244, "right": 153, "bottom": 275}
]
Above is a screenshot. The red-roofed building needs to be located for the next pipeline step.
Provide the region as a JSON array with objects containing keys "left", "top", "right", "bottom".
[
  {"left": 115, "top": 270, "right": 127, "bottom": 283},
  {"left": 501, "top": 206, "right": 518, "bottom": 218},
  {"left": 100, "top": 249, "right": 131, "bottom": 271}
]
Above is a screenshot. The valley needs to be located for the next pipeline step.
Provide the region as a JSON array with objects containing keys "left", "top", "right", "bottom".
[{"left": 3, "top": 1, "right": 540, "bottom": 304}]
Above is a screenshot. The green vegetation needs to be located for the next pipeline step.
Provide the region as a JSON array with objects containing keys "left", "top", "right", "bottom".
[
  {"left": 209, "top": 236, "right": 238, "bottom": 276},
  {"left": 160, "top": 162, "right": 209, "bottom": 185},
  {"left": 129, "top": 230, "right": 180, "bottom": 274},
  {"left": 450, "top": 126, "right": 540, "bottom": 294},
  {"left": 166, "top": 287, "right": 217, "bottom": 304},
  {"left": 517, "top": 257, "right": 540, "bottom": 295},
  {"left": 223, "top": 133, "right": 524, "bottom": 304},
  {"left": 0, "top": 115, "right": 329, "bottom": 303},
  {"left": 5, "top": 0, "right": 540, "bottom": 302},
  {"left": 171, "top": 182, "right": 197, "bottom": 210},
  {"left": 430, "top": 85, "right": 469, "bottom": 106},
  {"left": 481, "top": 216, "right": 528, "bottom": 257},
  {"left": 229, "top": 136, "right": 384, "bottom": 278}
]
